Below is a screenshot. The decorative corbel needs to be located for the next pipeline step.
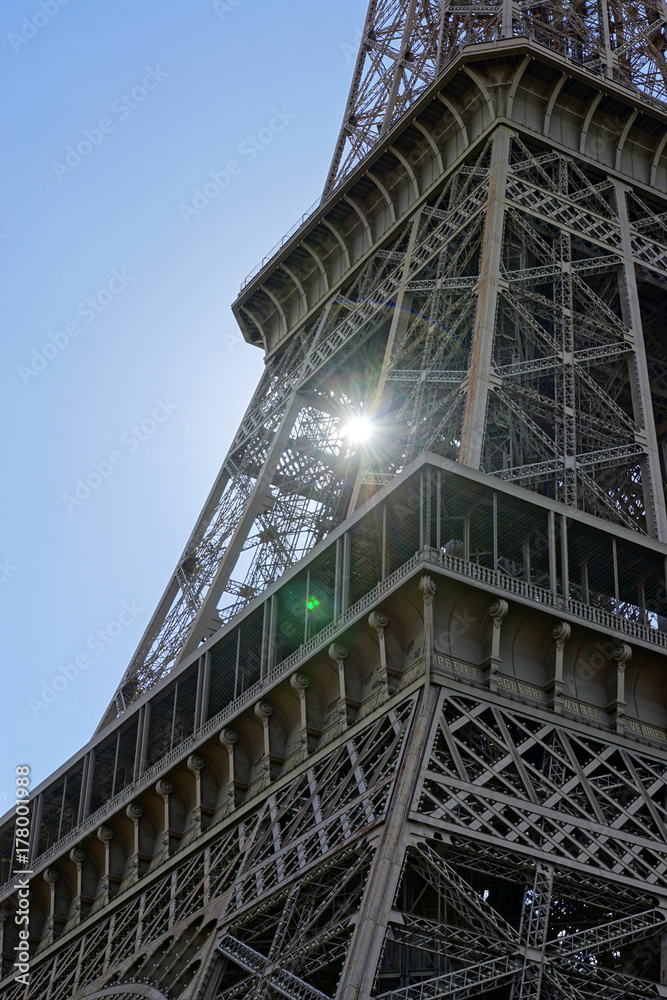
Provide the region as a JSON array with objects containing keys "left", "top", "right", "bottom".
[
  {"left": 486, "top": 599, "right": 509, "bottom": 692},
  {"left": 219, "top": 729, "right": 237, "bottom": 815},
  {"left": 419, "top": 575, "right": 436, "bottom": 692},
  {"left": 95, "top": 825, "right": 114, "bottom": 906},
  {"left": 254, "top": 701, "right": 273, "bottom": 790},
  {"left": 328, "top": 642, "right": 349, "bottom": 730},
  {"left": 66, "top": 847, "right": 86, "bottom": 928},
  {"left": 124, "top": 803, "right": 143, "bottom": 885},
  {"left": 289, "top": 673, "right": 310, "bottom": 763},
  {"left": 186, "top": 754, "right": 206, "bottom": 834},
  {"left": 549, "top": 622, "right": 571, "bottom": 713},
  {"left": 41, "top": 868, "right": 59, "bottom": 945},
  {"left": 611, "top": 642, "right": 631, "bottom": 734},
  {"left": 368, "top": 611, "right": 390, "bottom": 701},
  {"left": 155, "top": 779, "right": 174, "bottom": 861}
]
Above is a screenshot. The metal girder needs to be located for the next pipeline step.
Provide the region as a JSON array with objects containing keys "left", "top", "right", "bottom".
[
  {"left": 215, "top": 936, "right": 332, "bottom": 1000},
  {"left": 323, "top": 2, "right": 667, "bottom": 194},
  {"left": 376, "top": 956, "right": 522, "bottom": 1000}
]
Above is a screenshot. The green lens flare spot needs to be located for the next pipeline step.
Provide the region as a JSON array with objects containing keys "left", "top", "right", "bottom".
[{"left": 307, "top": 597, "right": 320, "bottom": 610}]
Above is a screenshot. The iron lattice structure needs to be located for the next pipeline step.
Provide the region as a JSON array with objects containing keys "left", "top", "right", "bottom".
[
  {"left": 3, "top": 458, "right": 667, "bottom": 997},
  {"left": 5, "top": 2, "right": 667, "bottom": 998},
  {"left": 324, "top": 0, "right": 667, "bottom": 193},
  {"left": 99, "top": 0, "right": 667, "bottom": 725}
]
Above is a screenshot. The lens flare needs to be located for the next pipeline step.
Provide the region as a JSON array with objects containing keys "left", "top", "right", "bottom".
[{"left": 342, "top": 415, "right": 373, "bottom": 445}]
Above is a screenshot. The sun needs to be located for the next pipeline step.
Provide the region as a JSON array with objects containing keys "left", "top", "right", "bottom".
[{"left": 342, "top": 415, "right": 373, "bottom": 446}]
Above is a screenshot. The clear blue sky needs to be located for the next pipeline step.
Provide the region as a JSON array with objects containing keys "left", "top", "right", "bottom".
[{"left": 0, "top": 0, "right": 369, "bottom": 812}]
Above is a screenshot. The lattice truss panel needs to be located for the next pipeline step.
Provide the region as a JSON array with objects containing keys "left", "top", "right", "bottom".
[
  {"left": 420, "top": 691, "right": 667, "bottom": 889},
  {"left": 360, "top": 133, "right": 666, "bottom": 534},
  {"left": 376, "top": 841, "right": 665, "bottom": 1000},
  {"left": 1, "top": 700, "right": 414, "bottom": 1000},
  {"left": 106, "top": 131, "right": 667, "bottom": 721},
  {"left": 325, "top": 0, "right": 667, "bottom": 191},
  {"left": 384, "top": 688, "right": 667, "bottom": 998}
]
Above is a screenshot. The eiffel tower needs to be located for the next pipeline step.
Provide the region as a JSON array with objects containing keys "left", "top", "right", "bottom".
[{"left": 6, "top": 0, "right": 667, "bottom": 997}]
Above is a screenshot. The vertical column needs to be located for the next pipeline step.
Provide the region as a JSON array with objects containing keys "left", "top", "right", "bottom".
[
  {"left": 555, "top": 176, "right": 577, "bottom": 508},
  {"left": 78, "top": 754, "right": 93, "bottom": 825},
  {"left": 341, "top": 533, "right": 351, "bottom": 613},
  {"left": 614, "top": 180, "right": 667, "bottom": 540},
  {"left": 597, "top": 0, "right": 616, "bottom": 78},
  {"left": 560, "top": 516, "right": 569, "bottom": 598},
  {"left": 135, "top": 705, "right": 149, "bottom": 780},
  {"left": 420, "top": 470, "right": 433, "bottom": 553},
  {"left": 548, "top": 510, "right": 557, "bottom": 594},
  {"left": 460, "top": 127, "right": 511, "bottom": 468},
  {"left": 334, "top": 537, "right": 343, "bottom": 619},
  {"left": 262, "top": 597, "right": 276, "bottom": 678},
  {"left": 501, "top": 0, "right": 514, "bottom": 37},
  {"left": 29, "top": 794, "right": 43, "bottom": 863},
  {"left": 522, "top": 535, "right": 531, "bottom": 583},
  {"left": 492, "top": 492, "right": 498, "bottom": 571},
  {"left": 195, "top": 652, "right": 210, "bottom": 731}
]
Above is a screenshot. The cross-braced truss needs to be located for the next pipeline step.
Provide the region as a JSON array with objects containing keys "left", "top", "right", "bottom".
[
  {"left": 11, "top": 686, "right": 667, "bottom": 999},
  {"left": 100, "top": 125, "right": 667, "bottom": 724},
  {"left": 4, "top": 700, "right": 414, "bottom": 1000},
  {"left": 324, "top": 0, "right": 667, "bottom": 193}
]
